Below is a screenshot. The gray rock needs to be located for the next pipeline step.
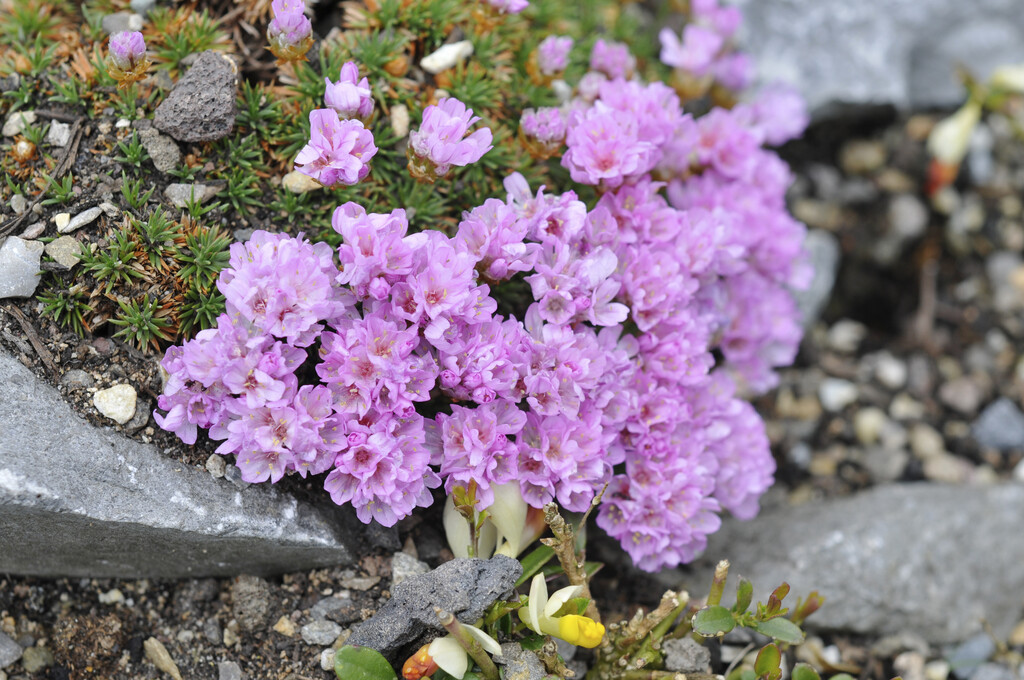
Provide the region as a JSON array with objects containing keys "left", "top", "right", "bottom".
[
  {"left": 310, "top": 594, "right": 359, "bottom": 624},
  {"left": 0, "top": 633, "right": 21, "bottom": 669},
  {"left": 973, "top": 399, "right": 1024, "bottom": 451},
  {"left": 889, "top": 194, "right": 929, "bottom": 241},
  {"left": 129, "top": 0, "right": 158, "bottom": 15},
  {"left": 203, "top": 619, "right": 222, "bottom": 645},
  {"left": 985, "top": 252, "right": 1023, "bottom": 314},
  {"left": 59, "top": 207, "right": 103, "bottom": 235},
  {"left": 0, "top": 237, "right": 43, "bottom": 299},
  {"left": 154, "top": 51, "right": 238, "bottom": 142},
  {"left": 938, "top": 376, "right": 984, "bottom": 416},
  {"left": 230, "top": 576, "right": 272, "bottom": 632},
  {"left": 9, "top": 194, "right": 27, "bottom": 216},
  {"left": 793, "top": 229, "right": 839, "bottom": 328},
  {"left": 101, "top": 11, "right": 143, "bottom": 34},
  {"left": 300, "top": 619, "right": 342, "bottom": 646},
  {"left": 686, "top": 484, "right": 1024, "bottom": 644},
  {"left": 948, "top": 633, "right": 996, "bottom": 679},
  {"left": 968, "top": 663, "right": 1016, "bottom": 680},
  {"left": 734, "top": 0, "right": 1024, "bottom": 111},
  {"left": 663, "top": 637, "right": 711, "bottom": 674},
  {"left": 347, "top": 556, "right": 522, "bottom": 662},
  {"left": 218, "top": 660, "right": 243, "bottom": 680},
  {"left": 20, "top": 646, "right": 53, "bottom": 673},
  {"left": 496, "top": 642, "right": 547, "bottom": 680},
  {"left": 164, "top": 183, "right": 222, "bottom": 208},
  {"left": 139, "top": 128, "right": 181, "bottom": 174},
  {"left": 2, "top": 110, "right": 35, "bottom": 137},
  {"left": 44, "top": 236, "right": 82, "bottom": 269},
  {"left": 18, "top": 222, "right": 45, "bottom": 240},
  {"left": 46, "top": 121, "right": 71, "bottom": 148},
  {"left": 391, "top": 551, "right": 430, "bottom": 586},
  {"left": 60, "top": 370, "right": 94, "bottom": 391},
  {"left": 0, "top": 347, "right": 370, "bottom": 577}
]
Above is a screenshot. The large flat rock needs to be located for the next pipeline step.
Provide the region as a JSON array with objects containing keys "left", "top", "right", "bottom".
[
  {"left": 684, "top": 484, "right": 1024, "bottom": 644},
  {"left": 735, "top": 0, "right": 1024, "bottom": 111},
  {"left": 0, "top": 349, "right": 370, "bottom": 578}
]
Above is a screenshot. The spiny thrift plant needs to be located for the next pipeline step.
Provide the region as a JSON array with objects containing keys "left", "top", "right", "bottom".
[{"left": 154, "top": 0, "right": 810, "bottom": 572}]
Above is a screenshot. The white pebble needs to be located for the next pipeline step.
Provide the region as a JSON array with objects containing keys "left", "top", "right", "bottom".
[
  {"left": 320, "top": 648, "right": 336, "bottom": 671},
  {"left": 46, "top": 121, "right": 71, "bottom": 147},
  {"left": 60, "top": 206, "right": 103, "bottom": 234},
  {"left": 2, "top": 110, "right": 36, "bottom": 137},
  {"left": 875, "top": 353, "right": 908, "bottom": 390},
  {"left": 390, "top": 104, "right": 410, "bottom": 138},
  {"left": 854, "top": 407, "right": 888, "bottom": 446},
  {"left": 93, "top": 384, "right": 138, "bottom": 425},
  {"left": 420, "top": 40, "right": 474, "bottom": 74},
  {"left": 827, "top": 319, "right": 867, "bottom": 353},
  {"left": 0, "top": 236, "right": 44, "bottom": 299},
  {"left": 98, "top": 588, "right": 124, "bottom": 604},
  {"left": 819, "top": 378, "right": 858, "bottom": 412}
]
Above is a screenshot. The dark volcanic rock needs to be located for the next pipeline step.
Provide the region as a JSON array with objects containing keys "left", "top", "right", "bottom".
[{"left": 154, "top": 51, "right": 237, "bottom": 142}]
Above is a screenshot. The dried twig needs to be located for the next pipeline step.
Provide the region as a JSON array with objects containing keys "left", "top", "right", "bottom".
[{"left": 1, "top": 303, "right": 58, "bottom": 377}]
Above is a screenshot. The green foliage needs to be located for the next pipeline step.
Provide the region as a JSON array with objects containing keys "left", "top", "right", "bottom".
[
  {"left": 176, "top": 224, "right": 231, "bottom": 291},
  {"left": 692, "top": 605, "right": 736, "bottom": 636},
  {"left": 79, "top": 227, "right": 145, "bottom": 293},
  {"left": 148, "top": 7, "right": 229, "bottom": 75},
  {"left": 178, "top": 286, "right": 224, "bottom": 337},
  {"left": 38, "top": 285, "right": 91, "bottom": 336},
  {"left": 114, "top": 133, "right": 150, "bottom": 169},
  {"left": 754, "top": 644, "right": 782, "bottom": 680},
  {"left": 119, "top": 173, "right": 155, "bottom": 212},
  {"left": 40, "top": 173, "right": 75, "bottom": 206},
  {"left": 0, "top": 0, "right": 65, "bottom": 45},
  {"left": 692, "top": 579, "right": 808, "bottom": 646},
  {"left": 50, "top": 73, "right": 87, "bottom": 108},
  {"left": 110, "top": 295, "right": 173, "bottom": 351},
  {"left": 20, "top": 121, "right": 48, "bottom": 147},
  {"left": 333, "top": 645, "right": 397, "bottom": 680}
]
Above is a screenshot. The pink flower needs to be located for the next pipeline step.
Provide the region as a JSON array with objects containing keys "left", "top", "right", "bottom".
[
  {"left": 589, "top": 39, "right": 635, "bottom": 79},
  {"left": 408, "top": 98, "right": 493, "bottom": 179},
  {"left": 561, "top": 103, "right": 656, "bottom": 187},
  {"left": 108, "top": 31, "right": 146, "bottom": 71},
  {"left": 324, "top": 61, "right": 374, "bottom": 120},
  {"left": 295, "top": 109, "right": 377, "bottom": 186},
  {"left": 268, "top": 0, "right": 313, "bottom": 62},
  {"left": 483, "top": 0, "right": 529, "bottom": 14},
  {"left": 537, "top": 36, "right": 573, "bottom": 75},
  {"left": 658, "top": 24, "right": 723, "bottom": 76}
]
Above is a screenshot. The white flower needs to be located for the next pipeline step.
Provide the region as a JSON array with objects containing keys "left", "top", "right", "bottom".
[{"left": 427, "top": 625, "right": 502, "bottom": 679}]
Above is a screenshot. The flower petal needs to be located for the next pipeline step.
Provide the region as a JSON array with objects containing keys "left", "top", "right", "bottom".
[
  {"left": 543, "top": 584, "right": 583, "bottom": 619},
  {"left": 428, "top": 636, "right": 468, "bottom": 679}
]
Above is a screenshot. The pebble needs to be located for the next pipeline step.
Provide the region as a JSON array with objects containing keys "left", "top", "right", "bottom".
[
  {"left": 144, "top": 637, "right": 183, "bottom": 680},
  {"left": 154, "top": 51, "right": 238, "bottom": 142},
  {"left": 59, "top": 206, "right": 103, "bottom": 235},
  {"left": 93, "top": 384, "right": 138, "bottom": 425},
  {"left": 9, "top": 194, "right": 27, "bottom": 216},
  {"left": 99, "top": 201, "right": 120, "bottom": 218},
  {"left": 827, "top": 319, "right": 868, "bottom": 353},
  {"left": 338, "top": 575, "right": 380, "bottom": 591},
  {"left": 853, "top": 407, "right": 888, "bottom": 446},
  {"left": 926, "top": 660, "right": 952, "bottom": 680},
  {"left": 889, "top": 194, "right": 929, "bottom": 240},
  {"left": 19, "top": 222, "right": 45, "bottom": 239},
  {"left": 0, "top": 632, "right": 21, "bottom": 669},
  {"left": 46, "top": 121, "right": 70, "bottom": 147},
  {"left": 231, "top": 576, "right": 272, "bottom": 632},
  {"left": 130, "top": 0, "right": 157, "bottom": 15},
  {"left": 98, "top": 588, "right": 124, "bottom": 604},
  {"left": 20, "top": 646, "right": 53, "bottom": 674},
  {"left": 839, "top": 139, "right": 886, "bottom": 175},
  {"left": 663, "top": 637, "right": 711, "bottom": 673},
  {"left": 203, "top": 619, "right": 222, "bottom": 645},
  {"left": 938, "top": 376, "right": 984, "bottom": 415},
  {"left": 60, "top": 369, "right": 94, "bottom": 390},
  {"left": 922, "top": 452, "right": 971, "bottom": 483},
  {"left": 53, "top": 213, "right": 70, "bottom": 231},
  {"left": 163, "top": 183, "right": 222, "bottom": 207},
  {"left": 281, "top": 171, "right": 321, "bottom": 194},
  {"left": 272, "top": 616, "right": 296, "bottom": 637},
  {"left": 875, "top": 353, "right": 909, "bottom": 390},
  {"left": 894, "top": 651, "right": 927, "bottom": 680},
  {"left": 420, "top": 40, "right": 474, "bottom": 74},
  {"left": 890, "top": 392, "right": 926, "bottom": 420},
  {"left": 1009, "top": 620, "right": 1024, "bottom": 646},
  {"left": 320, "top": 648, "right": 336, "bottom": 671},
  {"left": 206, "top": 454, "right": 226, "bottom": 478},
  {"left": 948, "top": 633, "right": 995, "bottom": 680},
  {"left": 819, "top": 378, "right": 858, "bottom": 412},
  {"left": 986, "top": 252, "right": 1024, "bottom": 314},
  {"left": 300, "top": 620, "right": 341, "bottom": 646},
  {"left": 972, "top": 398, "right": 1024, "bottom": 451},
  {"left": 0, "top": 236, "right": 44, "bottom": 299},
  {"left": 101, "top": 11, "right": 143, "bottom": 34},
  {"left": 2, "top": 110, "right": 36, "bottom": 137},
  {"left": 968, "top": 664, "right": 1015, "bottom": 680},
  {"left": 140, "top": 128, "right": 181, "bottom": 174},
  {"left": 44, "top": 236, "right": 82, "bottom": 269},
  {"left": 218, "top": 660, "right": 243, "bottom": 680},
  {"left": 390, "top": 104, "right": 410, "bottom": 138},
  {"left": 223, "top": 622, "right": 239, "bottom": 647},
  {"left": 909, "top": 423, "right": 945, "bottom": 460},
  {"left": 391, "top": 551, "right": 430, "bottom": 586}
]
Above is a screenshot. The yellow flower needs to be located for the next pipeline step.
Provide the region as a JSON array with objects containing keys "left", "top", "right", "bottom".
[{"left": 518, "top": 574, "right": 606, "bottom": 649}]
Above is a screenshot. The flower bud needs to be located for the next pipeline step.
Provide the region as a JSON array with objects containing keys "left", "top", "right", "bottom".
[
  {"left": 267, "top": 0, "right": 313, "bottom": 63},
  {"left": 106, "top": 31, "right": 151, "bottom": 88}
]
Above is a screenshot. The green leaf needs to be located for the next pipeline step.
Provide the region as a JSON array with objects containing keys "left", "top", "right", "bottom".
[
  {"left": 753, "top": 617, "right": 805, "bottom": 645},
  {"left": 733, "top": 578, "right": 753, "bottom": 614},
  {"left": 519, "top": 631, "right": 547, "bottom": 651},
  {"left": 692, "top": 605, "right": 736, "bottom": 636},
  {"left": 754, "top": 644, "right": 782, "bottom": 680},
  {"left": 829, "top": 675, "right": 859, "bottom": 680},
  {"left": 791, "top": 663, "right": 822, "bottom": 680},
  {"left": 334, "top": 645, "right": 397, "bottom": 680},
  {"left": 515, "top": 544, "right": 556, "bottom": 587}
]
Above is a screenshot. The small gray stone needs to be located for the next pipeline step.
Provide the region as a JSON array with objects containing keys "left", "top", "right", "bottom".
[
  {"left": 123, "top": 397, "right": 151, "bottom": 434},
  {"left": 231, "top": 575, "right": 272, "bottom": 633},
  {"left": 986, "top": 252, "right": 1024, "bottom": 314},
  {"left": 320, "top": 648, "right": 336, "bottom": 671},
  {"left": 0, "top": 236, "right": 44, "bottom": 299},
  {"left": 18, "top": 222, "right": 45, "bottom": 240},
  {"left": 663, "top": 637, "right": 711, "bottom": 673},
  {"left": 129, "top": 0, "right": 158, "bottom": 15},
  {"left": 875, "top": 353, "right": 909, "bottom": 390},
  {"left": 101, "top": 11, "right": 143, "bottom": 34},
  {"left": 9, "top": 194, "right": 27, "bottom": 216},
  {"left": 819, "top": 378, "right": 858, "bottom": 412},
  {"left": 973, "top": 399, "right": 1024, "bottom": 451},
  {"left": 300, "top": 619, "right": 342, "bottom": 646},
  {"left": 44, "top": 236, "right": 82, "bottom": 269},
  {"left": 2, "top": 110, "right": 35, "bottom": 137},
  {"left": 155, "top": 51, "right": 238, "bottom": 142},
  {"left": 889, "top": 194, "right": 929, "bottom": 241},
  {"left": 496, "top": 642, "right": 546, "bottom": 680},
  {"left": 969, "top": 663, "right": 1017, "bottom": 680},
  {"left": 164, "top": 183, "right": 221, "bottom": 208},
  {"left": 60, "top": 370, "right": 94, "bottom": 391},
  {"left": 310, "top": 594, "right": 359, "bottom": 623},
  {"left": 938, "top": 376, "right": 984, "bottom": 416},
  {"left": 46, "top": 121, "right": 70, "bottom": 148},
  {"left": 948, "top": 633, "right": 996, "bottom": 680},
  {"left": 391, "top": 552, "right": 430, "bottom": 586},
  {"left": 0, "top": 633, "right": 21, "bottom": 669},
  {"left": 347, "top": 556, "right": 522, "bottom": 662},
  {"left": 139, "top": 128, "right": 181, "bottom": 174},
  {"left": 20, "top": 646, "right": 53, "bottom": 673},
  {"left": 203, "top": 619, "right": 222, "bottom": 645},
  {"left": 218, "top": 660, "right": 243, "bottom": 680},
  {"left": 862, "top": 447, "right": 909, "bottom": 483},
  {"left": 827, "top": 319, "right": 868, "bottom": 353},
  {"left": 206, "top": 454, "right": 226, "bottom": 479},
  {"left": 59, "top": 207, "right": 103, "bottom": 235},
  {"left": 793, "top": 229, "right": 840, "bottom": 328}
]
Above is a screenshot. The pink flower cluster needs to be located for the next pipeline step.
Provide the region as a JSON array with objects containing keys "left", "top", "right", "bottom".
[
  {"left": 659, "top": 0, "right": 751, "bottom": 89},
  {"left": 408, "top": 98, "right": 494, "bottom": 179},
  {"left": 158, "top": 4, "right": 811, "bottom": 572}
]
